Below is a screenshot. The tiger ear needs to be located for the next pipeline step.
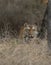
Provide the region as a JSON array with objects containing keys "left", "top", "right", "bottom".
[{"left": 24, "top": 23, "right": 28, "bottom": 27}]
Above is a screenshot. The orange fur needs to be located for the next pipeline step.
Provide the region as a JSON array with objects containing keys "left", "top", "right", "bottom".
[
  {"left": 41, "top": 0, "right": 48, "bottom": 4},
  {"left": 19, "top": 26, "right": 25, "bottom": 39}
]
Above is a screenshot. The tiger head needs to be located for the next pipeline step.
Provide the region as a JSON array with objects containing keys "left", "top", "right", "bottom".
[{"left": 23, "top": 23, "right": 38, "bottom": 41}]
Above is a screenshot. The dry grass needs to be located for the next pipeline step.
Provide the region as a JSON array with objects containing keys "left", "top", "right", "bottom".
[{"left": 0, "top": 38, "right": 51, "bottom": 65}]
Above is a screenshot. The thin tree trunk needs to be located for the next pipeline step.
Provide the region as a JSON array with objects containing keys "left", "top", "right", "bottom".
[{"left": 47, "top": 0, "right": 51, "bottom": 54}]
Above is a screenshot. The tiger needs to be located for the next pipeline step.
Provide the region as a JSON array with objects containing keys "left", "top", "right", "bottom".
[{"left": 18, "top": 23, "right": 38, "bottom": 41}]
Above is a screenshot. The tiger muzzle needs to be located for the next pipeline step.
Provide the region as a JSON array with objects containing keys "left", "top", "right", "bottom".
[{"left": 28, "top": 34, "right": 34, "bottom": 38}]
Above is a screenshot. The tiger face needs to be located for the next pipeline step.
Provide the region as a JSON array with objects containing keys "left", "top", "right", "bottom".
[
  {"left": 20, "top": 23, "right": 38, "bottom": 40},
  {"left": 24, "top": 24, "right": 38, "bottom": 38}
]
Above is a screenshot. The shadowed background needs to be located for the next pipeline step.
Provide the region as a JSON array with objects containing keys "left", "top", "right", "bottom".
[{"left": 0, "top": 0, "right": 47, "bottom": 38}]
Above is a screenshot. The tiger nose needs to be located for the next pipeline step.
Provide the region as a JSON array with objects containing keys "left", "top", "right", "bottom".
[
  {"left": 29, "top": 30, "right": 33, "bottom": 35},
  {"left": 29, "top": 28, "right": 34, "bottom": 38}
]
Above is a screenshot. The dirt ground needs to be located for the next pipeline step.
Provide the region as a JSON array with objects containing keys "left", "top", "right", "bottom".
[{"left": 0, "top": 38, "right": 51, "bottom": 65}]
